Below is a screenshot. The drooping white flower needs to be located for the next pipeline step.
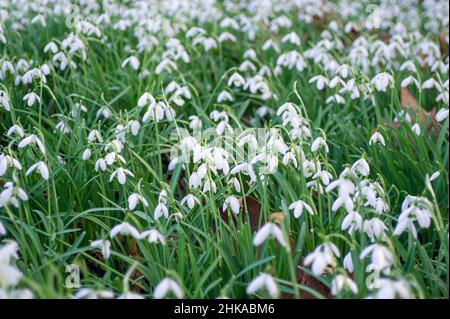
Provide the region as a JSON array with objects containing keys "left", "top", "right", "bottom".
[
  {"left": 0, "top": 221, "right": 5, "bottom": 236},
  {"left": 371, "top": 72, "right": 393, "bottom": 92},
  {"left": 343, "top": 252, "right": 354, "bottom": 273},
  {"left": 180, "top": 194, "right": 200, "bottom": 210},
  {"left": 109, "top": 167, "right": 134, "bottom": 185},
  {"left": 304, "top": 242, "right": 340, "bottom": 276},
  {"left": 311, "top": 137, "right": 329, "bottom": 153},
  {"left": 137, "top": 92, "right": 155, "bottom": 108},
  {"left": 26, "top": 161, "right": 49, "bottom": 180},
  {"left": 331, "top": 274, "right": 358, "bottom": 296},
  {"left": 154, "top": 278, "right": 184, "bottom": 299},
  {"left": 253, "top": 222, "right": 286, "bottom": 248},
  {"left": 228, "top": 72, "right": 245, "bottom": 87},
  {"left": 122, "top": 56, "right": 140, "bottom": 70},
  {"left": 369, "top": 279, "right": 413, "bottom": 299},
  {"left": 246, "top": 273, "right": 279, "bottom": 298},
  {"left": 110, "top": 222, "right": 140, "bottom": 239},
  {"left": 369, "top": 132, "right": 385, "bottom": 146},
  {"left": 23, "top": 92, "right": 40, "bottom": 107},
  {"left": 435, "top": 108, "right": 449, "bottom": 122},
  {"left": 341, "top": 211, "right": 363, "bottom": 235},
  {"left": 360, "top": 244, "right": 393, "bottom": 275},
  {"left": 154, "top": 203, "right": 169, "bottom": 221},
  {"left": 411, "top": 123, "right": 421, "bottom": 136},
  {"left": 18, "top": 134, "right": 46, "bottom": 155},
  {"left": 351, "top": 158, "right": 370, "bottom": 176},
  {"left": 139, "top": 229, "right": 166, "bottom": 245},
  {"left": 128, "top": 193, "right": 148, "bottom": 210},
  {"left": 363, "top": 218, "right": 387, "bottom": 242},
  {"left": 289, "top": 200, "right": 314, "bottom": 218},
  {"left": 223, "top": 196, "right": 240, "bottom": 215},
  {"left": 91, "top": 239, "right": 111, "bottom": 259}
]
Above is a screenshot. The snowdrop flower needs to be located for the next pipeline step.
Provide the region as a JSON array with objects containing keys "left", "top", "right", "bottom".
[
  {"left": 369, "top": 132, "right": 385, "bottom": 146},
  {"left": 110, "top": 222, "right": 140, "bottom": 239},
  {"left": 74, "top": 288, "right": 114, "bottom": 299},
  {"left": 0, "top": 183, "right": 28, "bottom": 208},
  {"left": 436, "top": 108, "right": 449, "bottom": 122},
  {"left": 331, "top": 275, "right": 358, "bottom": 296},
  {"left": 289, "top": 200, "right": 314, "bottom": 218},
  {"left": 411, "top": 123, "right": 421, "bottom": 136},
  {"left": 341, "top": 211, "right": 363, "bottom": 235},
  {"left": 223, "top": 196, "right": 240, "bottom": 215},
  {"left": 23, "top": 92, "right": 40, "bottom": 107},
  {"left": 360, "top": 244, "right": 393, "bottom": 274},
  {"left": 128, "top": 193, "right": 148, "bottom": 210},
  {"left": 44, "top": 41, "right": 58, "bottom": 54},
  {"left": 82, "top": 148, "right": 91, "bottom": 161},
  {"left": 7, "top": 124, "right": 25, "bottom": 138},
  {"left": 91, "top": 239, "right": 111, "bottom": 259},
  {"left": 394, "top": 196, "right": 432, "bottom": 238},
  {"left": 422, "top": 78, "right": 440, "bottom": 90},
  {"left": 282, "top": 32, "right": 301, "bottom": 45},
  {"left": 311, "top": 137, "right": 329, "bottom": 153},
  {"left": 202, "top": 179, "right": 217, "bottom": 193},
  {"left": 369, "top": 279, "right": 413, "bottom": 299},
  {"left": 109, "top": 167, "right": 134, "bottom": 185},
  {"left": 228, "top": 72, "right": 245, "bottom": 87},
  {"left": 343, "top": 252, "right": 354, "bottom": 273},
  {"left": 217, "top": 90, "right": 234, "bottom": 103},
  {"left": 401, "top": 76, "right": 420, "bottom": 89},
  {"left": 180, "top": 194, "right": 200, "bottom": 210},
  {"left": 304, "top": 242, "right": 340, "bottom": 276},
  {"left": 26, "top": 161, "right": 49, "bottom": 180},
  {"left": 371, "top": 72, "right": 393, "bottom": 92},
  {"left": 351, "top": 158, "right": 370, "bottom": 177},
  {"left": 0, "top": 154, "right": 22, "bottom": 176},
  {"left": 137, "top": 92, "right": 156, "bottom": 108},
  {"left": 154, "top": 278, "right": 184, "bottom": 299},
  {"left": 139, "top": 229, "right": 166, "bottom": 245},
  {"left": 326, "top": 94, "right": 346, "bottom": 104},
  {"left": 154, "top": 203, "right": 169, "bottom": 221},
  {"left": 18, "top": 134, "right": 46, "bottom": 155},
  {"left": 309, "top": 75, "right": 329, "bottom": 90},
  {"left": 0, "top": 221, "right": 5, "bottom": 236},
  {"left": 363, "top": 218, "right": 387, "bottom": 242},
  {"left": 128, "top": 120, "right": 140, "bottom": 136},
  {"left": 122, "top": 56, "right": 140, "bottom": 70},
  {"left": 253, "top": 222, "right": 286, "bottom": 247},
  {"left": 400, "top": 60, "right": 417, "bottom": 73},
  {"left": 312, "top": 169, "right": 333, "bottom": 186},
  {"left": 246, "top": 273, "right": 279, "bottom": 298}
]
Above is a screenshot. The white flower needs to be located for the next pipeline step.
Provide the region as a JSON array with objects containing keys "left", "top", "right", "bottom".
[
  {"left": 370, "top": 279, "right": 413, "bottom": 299},
  {"left": 411, "top": 123, "right": 421, "bottom": 136},
  {"left": 180, "top": 194, "right": 200, "bottom": 210},
  {"left": 304, "top": 242, "right": 340, "bottom": 275},
  {"left": 18, "top": 134, "right": 46, "bottom": 155},
  {"left": 91, "top": 239, "right": 111, "bottom": 259},
  {"left": 128, "top": 193, "right": 148, "bottom": 210},
  {"left": 82, "top": 148, "right": 91, "bottom": 161},
  {"left": 217, "top": 90, "right": 234, "bottom": 103},
  {"left": 109, "top": 168, "right": 134, "bottom": 185},
  {"left": 369, "top": 132, "right": 385, "bottom": 146},
  {"left": 360, "top": 244, "right": 393, "bottom": 274},
  {"left": 137, "top": 92, "right": 155, "bottom": 108},
  {"left": 246, "top": 273, "right": 279, "bottom": 298},
  {"left": 311, "top": 137, "right": 329, "bottom": 153},
  {"left": 401, "top": 76, "right": 419, "bottom": 88},
  {"left": 122, "top": 56, "right": 140, "bottom": 70},
  {"left": 129, "top": 120, "right": 140, "bottom": 136},
  {"left": 371, "top": 72, "right": 393, "bottom": 92},
  {"left": 341, "top": 211, "right": 363, "bottom": 235},
  {"left": 253, "top": 222, "right": 286, "bottom": 248},
  {"left": 309, "top": 75, "right": 329, "bottom": 90},
  {"left": 435, "top": 108, "right": 449, "bottom": 122},
  {"left": 26, "top": 161, "right": 49, "bottom": 180},
  {"left": 351, "top": 158, "right": 370, "bottom": 176},
  {"left": 394, "top": 196, "right": 432, "bottom": 238},
  {"left": 139, "top": 229, "right": 166, "bottom": 245},
  {"left": 343, "top": 252, "right": 354, "bottom": 273},
  {"left": 363, "top": 218, "right": 387, "bottom": 242},
  {"left": 0, "top": 221, "right": 5, "bottom": 236},
  {"left": 228, "top": 72, "right": 245, "bottom": 87},
  {"left": 23, "top": 92, "right": 40, "bottom": 107},
  {"left": 6, "top": 124, "right": 24, "bottom": 137},
  {"left": 223, "top": 196, "right": 240, "bottom": 215},
  {"left": 154, "top": 278, "right": 184, "bottom": 299},
  {"left": 110, "top": 222, "right": 140, "bottom": 239},
  {"left": 154, "top": 203, "right": 169, "bottom": 220},
  {"left": 331, "top": 275, "right": 358, "bottom": 296},
  {"left": 289, "top": 200, "right": 314, "bottom": 218}
]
